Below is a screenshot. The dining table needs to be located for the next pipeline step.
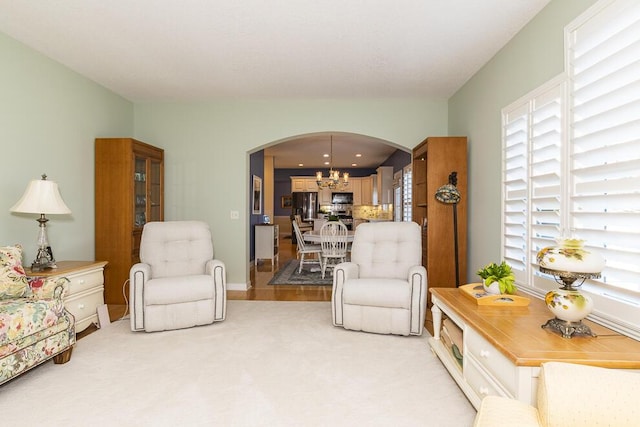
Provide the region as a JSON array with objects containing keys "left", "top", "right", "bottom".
[{"left": 303, "top": 229, "right": 356, "bottom": 243}]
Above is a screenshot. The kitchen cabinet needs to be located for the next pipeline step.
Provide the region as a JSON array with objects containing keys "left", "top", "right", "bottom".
[
  {"left": 338, "top": 179, "right": 353, "bottom": 192},
  {"left": 375, "top": 166, "right": 394, "bottom": 205},
  {"left": 361, "top": 175, "right": 374, "bottom": 205},
  {"left": 351, "top": 178, "right": 363, "bottom": 205},
  {"left": 412, "top": 136, "right": 467, "bottom": 334},
  {"left": 319, "top": 184, "right": 332, "bottom": 205},
  {"left": 291, "top": 177, "right": 319, "bottom": 192},
  {"left": 95, "top": 137, "right": 164, "bottom": 306}
]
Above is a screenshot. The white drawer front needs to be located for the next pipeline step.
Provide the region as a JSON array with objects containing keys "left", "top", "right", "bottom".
[
  {"left": 65, "top": 290, "right": 104, "bottom": 325},
  {"left": 465, "top": 328, "right": 517, "bottom": 394},
  {"left": 464, "top": 354, "right": 509, "bottom": 401},
  {"left": 66, "top": 270, "right": 104, "bottom": 295}
]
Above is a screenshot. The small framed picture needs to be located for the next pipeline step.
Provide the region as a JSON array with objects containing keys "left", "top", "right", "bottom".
[
  {"left": 252, "top": 175, "right": 262, "bottom": 215},
  {"left": 281, "top": 195, "right": 292, "bottom": 209}
]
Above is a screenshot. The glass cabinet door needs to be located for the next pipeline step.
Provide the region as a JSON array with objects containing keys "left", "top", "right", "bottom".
[
  {"left": 134, "top": 156, "right": 147, "bottom": 228},
  {"left": 149, "top": 159, "right": 162, "bottom": 222}
]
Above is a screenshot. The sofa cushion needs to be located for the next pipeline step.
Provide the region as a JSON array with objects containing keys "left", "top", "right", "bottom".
[{"left": 0, "top": 246, "right": 29, "bottom": 300}]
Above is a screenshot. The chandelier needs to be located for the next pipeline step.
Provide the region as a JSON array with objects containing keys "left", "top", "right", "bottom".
[{"left": 316, "top": 135, "right": 349, "bottom": 189}]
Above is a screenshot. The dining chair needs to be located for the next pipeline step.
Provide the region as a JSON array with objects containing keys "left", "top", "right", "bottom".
[
  {"left": 320, "top": 221, "right": 349, "bottom": 279},
  {"left": 292, "top": 220, "right": 322, "bottom": 273},
  {"left": 294, "top": 214, "right": 312, "bottom": 232}
]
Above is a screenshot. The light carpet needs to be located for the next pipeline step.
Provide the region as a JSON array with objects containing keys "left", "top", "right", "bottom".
[{"left": 0, "top": 300, "right": 476, "bottom": 426}]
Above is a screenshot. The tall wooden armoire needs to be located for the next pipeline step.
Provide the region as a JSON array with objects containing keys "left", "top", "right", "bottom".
[
  {"left": 412, "top": 137, "right": 467, "bottom": 333},
  {"left": 95, "top": 138, "right": 164, "bottom": 306}
]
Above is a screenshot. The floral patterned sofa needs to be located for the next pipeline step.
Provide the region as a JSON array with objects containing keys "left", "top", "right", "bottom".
[{"left": 0, "top": 245, "right": 75, "bottom": 385}]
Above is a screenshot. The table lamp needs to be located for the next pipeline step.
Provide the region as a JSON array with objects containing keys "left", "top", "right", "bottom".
[
  {"left": 536, "top": 238, "right": 605, "bottom": 338},
  {"left": 10, "top": 174, "right": 71, "bottom": 271}
]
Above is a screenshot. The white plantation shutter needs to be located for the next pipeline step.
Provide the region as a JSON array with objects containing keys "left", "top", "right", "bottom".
[
  {"left": 501, "top": 0, "right": 640, "bottom": 338},
  {"left": 567, "top": 0, "right": 640, "bottom": 335},
  {"left": 503, "top": 78, "right": 566, "bottom": 288},
  {"left": 529, "top": 85, "right": 565, "bottom": 283},
  {"left": 569, "top": 0, "right": 640, "bottom": 293},
  {"left": 502, "top": 103, "right": 530, "bottom": 284}
]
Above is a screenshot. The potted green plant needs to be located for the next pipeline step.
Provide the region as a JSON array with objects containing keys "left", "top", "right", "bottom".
[{"left": 476, "top": 261, "right": 516, "bottom": 295}]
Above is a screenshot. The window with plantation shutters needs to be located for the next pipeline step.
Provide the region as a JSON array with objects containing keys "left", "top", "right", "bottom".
[
  {"left": 502, "top": 77, "right": 566, "bottom": 291},
  {"left": 403, "top": 165, "right": 412, "bottom": 221},
  {"left": 501, "top": 0, "right": 640, "bottom": 338}
]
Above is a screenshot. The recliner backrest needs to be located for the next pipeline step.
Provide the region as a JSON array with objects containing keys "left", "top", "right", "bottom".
[
  {"left": 140, "top": 221, "right": 214, "bottom": 278},
  {"left": 351, "top": 222, "right": 422, "bottom": 279}
]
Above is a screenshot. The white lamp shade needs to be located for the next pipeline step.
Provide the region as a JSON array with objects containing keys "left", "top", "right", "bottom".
[{"left": 10, "top": 178, "right": 71, "bottom": 215}]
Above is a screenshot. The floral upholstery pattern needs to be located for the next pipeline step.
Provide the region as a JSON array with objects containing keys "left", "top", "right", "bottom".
[
  {"left": 0, "top": 250, "right": 75, "bottom": 385},
  {"left": 0, "top": 245, "right": 29, "bottom": 300}
]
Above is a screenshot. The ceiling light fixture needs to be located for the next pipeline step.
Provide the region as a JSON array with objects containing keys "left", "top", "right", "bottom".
[{"left": 316, "top": 135, "right": 349, "bottom": 190}]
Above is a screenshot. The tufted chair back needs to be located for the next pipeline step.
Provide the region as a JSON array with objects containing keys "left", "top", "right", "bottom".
[
  {"left": 350, "top": 221, "right": 422, "bottom": 279},
  {"left": 140, "top": 221, "right": 214, "bottom": 278}
]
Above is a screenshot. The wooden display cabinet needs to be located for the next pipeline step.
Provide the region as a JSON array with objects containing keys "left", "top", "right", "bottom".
[
  {"left": 412, "top": 136, "right": 467, "bottom": 332},
  {"left": 95, "top": 138, "right": 164, "bottom": 305}
]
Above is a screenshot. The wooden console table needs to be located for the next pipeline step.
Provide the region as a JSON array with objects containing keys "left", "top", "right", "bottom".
[{"left": 429, "top": 287, "right": 640, "bottom": 409}]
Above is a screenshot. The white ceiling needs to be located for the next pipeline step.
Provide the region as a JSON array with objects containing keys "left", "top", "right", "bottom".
[{"left": 0, "top": 0, "right": 550, "bottom": 168}]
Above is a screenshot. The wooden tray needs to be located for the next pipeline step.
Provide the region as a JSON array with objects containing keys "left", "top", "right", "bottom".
[{"left": 460, "top": 283, "right": 530, "bottom": 306}]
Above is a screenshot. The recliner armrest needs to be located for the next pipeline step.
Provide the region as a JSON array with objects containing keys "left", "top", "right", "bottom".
[
  {"left": 331, "top": 262, "right": 359, "bottom": 327},
  {"left": 206, "top": 259, "right": 226, "bottom": 281},
  {"left": 205, "top": 259, "right": 227, "bottom": 321},
  {"left": 407, "top": 265, "right": 427, "bottom": 335},
  {"left": 130, "top": 262, "right": 151, "bottom": 331}
]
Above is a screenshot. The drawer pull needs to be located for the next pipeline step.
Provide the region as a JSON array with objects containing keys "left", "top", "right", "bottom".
[
  {"left": 480, "top": 350, "right": 490, "bottom": 358},
  {"left": 78, "top": 304, "right": 85, "bottom": 310},
  {"left": 78, "top": 279, "right": 85, "bottom": 284},
  {"left": 479, "top": 386, "right": 489, "bottom": 395}
]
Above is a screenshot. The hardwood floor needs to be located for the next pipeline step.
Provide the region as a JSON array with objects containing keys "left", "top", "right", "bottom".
[{"left": 227, "top": 231, "right": 331, "bottom": 302}]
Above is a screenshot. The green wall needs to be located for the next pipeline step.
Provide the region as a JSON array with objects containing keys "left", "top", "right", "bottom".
[
  {"left": 133, "top": 99, "right": 448, "bottom": 287},
  {"left": 0, "top": 32, "right": 133, "bottom": 263},
  {"left": 447, "top": 0, "right": 597, "bottom": 276}
]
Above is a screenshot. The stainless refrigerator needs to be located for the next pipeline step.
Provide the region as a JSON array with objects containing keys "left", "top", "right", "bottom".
[{"left": 291, "top": 192, "right": 319, "bottom": 243}]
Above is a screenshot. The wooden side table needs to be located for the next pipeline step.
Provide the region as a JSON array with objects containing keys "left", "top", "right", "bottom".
[
  {"left": 26, "top": 261, "right": 108, "bottom": 333},
  {"left": 429, "top": 287, "right": 640, "bottom": 409}
]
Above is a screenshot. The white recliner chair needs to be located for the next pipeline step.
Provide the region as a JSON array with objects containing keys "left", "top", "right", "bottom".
[
  {"left": 129, "top": 221, "right": 226, "bottom": 332},
  {"left": 332, "top": 221, "right": 427, "bottom": 336}
]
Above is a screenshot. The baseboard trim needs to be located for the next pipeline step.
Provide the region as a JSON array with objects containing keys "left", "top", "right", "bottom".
[{"left": 227, "top": 281, "right": 251, "bottom": 291}]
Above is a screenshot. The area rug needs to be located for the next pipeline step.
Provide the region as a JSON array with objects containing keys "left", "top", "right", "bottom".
[
  {"left": 268, "top": 259, "right": 332, "bottom": 286},
  {"left": 0, "top": 301, "right": 475, "bottom": 426}
]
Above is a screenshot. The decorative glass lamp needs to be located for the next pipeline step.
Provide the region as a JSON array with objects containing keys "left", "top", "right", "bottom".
[
  {"left": 10, "top": 174, "right": 72, "bottom": 271},
  {"left": 536, "top": 238, "right": 605, "bottom": 338},
  {"left": 435, "top": 171, "right": 461, "bottom": 287}
]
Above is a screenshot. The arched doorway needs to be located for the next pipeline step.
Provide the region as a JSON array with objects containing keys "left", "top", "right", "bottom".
[{"left": 246, "top": 132, "right": 411, "bottom": 295}]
